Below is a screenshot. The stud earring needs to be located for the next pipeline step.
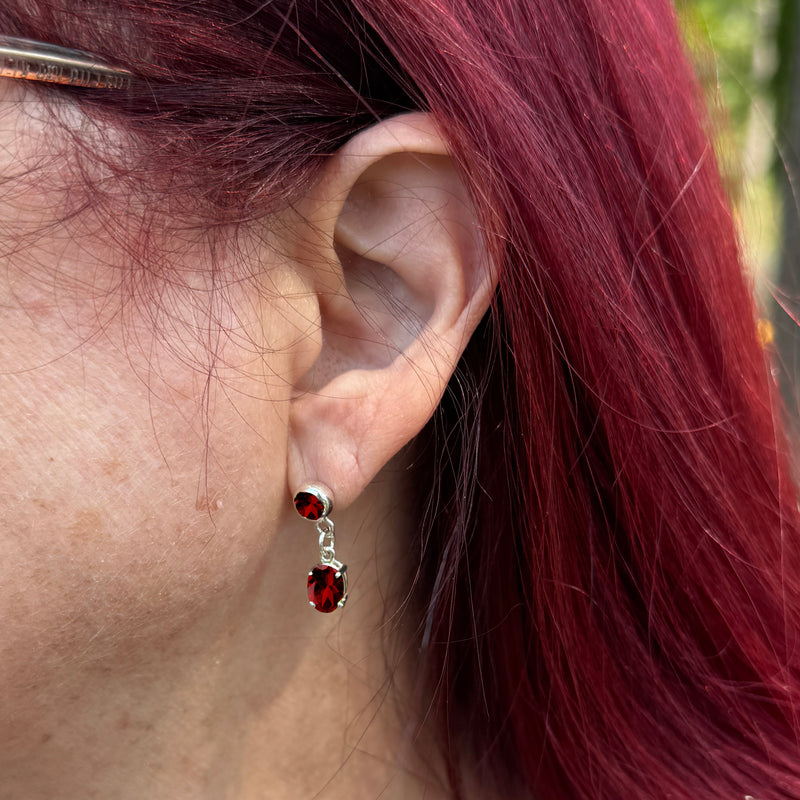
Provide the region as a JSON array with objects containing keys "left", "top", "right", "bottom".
[{"left": 293, "top": 483, "right": 347, "bottom": 613}]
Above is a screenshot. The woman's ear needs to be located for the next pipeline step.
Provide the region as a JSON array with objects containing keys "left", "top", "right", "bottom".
[{"left": 286, "top": 112, "right": 496, "bottom": 508}]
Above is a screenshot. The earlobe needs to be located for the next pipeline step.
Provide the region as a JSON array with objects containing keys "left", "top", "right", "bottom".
[{"left": 286, "top": 113, "right": 495, "bottom": 509}]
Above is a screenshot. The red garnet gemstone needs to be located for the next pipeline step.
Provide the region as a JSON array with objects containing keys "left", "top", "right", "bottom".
[
  {"left": 307, "top": 565, "right": 347, "bottom": 613},
  {"left": 294, "top": 490, "right": 325, "bottom": 521}
]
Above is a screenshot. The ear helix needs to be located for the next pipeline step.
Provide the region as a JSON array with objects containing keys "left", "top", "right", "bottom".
[{"left": 293, "top": 483, "right": 348, "bottom": 612}]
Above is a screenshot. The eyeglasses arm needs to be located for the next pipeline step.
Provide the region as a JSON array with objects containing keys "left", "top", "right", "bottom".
[{"left": 0, "top": 35, "right": 132, "bottom": 90}]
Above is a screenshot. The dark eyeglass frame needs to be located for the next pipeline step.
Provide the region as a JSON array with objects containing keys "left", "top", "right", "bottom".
[{"left": 0, "top": 35, "right": 132, "bottom": 90}]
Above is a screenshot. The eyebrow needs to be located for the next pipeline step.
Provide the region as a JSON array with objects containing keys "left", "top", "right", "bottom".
[{"left": 0, "top": 35, "right": 133, "bottom": 90}]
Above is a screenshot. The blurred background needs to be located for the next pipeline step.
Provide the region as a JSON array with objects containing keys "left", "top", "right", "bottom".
[{"left": 678, "top": 0, "right": 799, "bottom": 409}]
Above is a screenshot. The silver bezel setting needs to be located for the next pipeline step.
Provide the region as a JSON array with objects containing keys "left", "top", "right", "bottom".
[
  {"left": 307, "top": 562, "right": 348, "bottom": 610},
  {"left": 294, "top": 482, "right": 333, "bottom": 519}
]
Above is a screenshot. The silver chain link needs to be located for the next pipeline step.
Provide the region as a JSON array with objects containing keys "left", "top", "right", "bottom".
[{"left": 316, "top": 517, "right": 336, "bottom": 564}]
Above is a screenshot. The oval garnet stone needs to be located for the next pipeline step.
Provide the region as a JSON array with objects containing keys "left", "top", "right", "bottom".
[
  {"left": 307, "top": 565, "right": 346, "bottom": 612},
  {"left": 294, "top": 491, "right": 325, "bottom": 521}
]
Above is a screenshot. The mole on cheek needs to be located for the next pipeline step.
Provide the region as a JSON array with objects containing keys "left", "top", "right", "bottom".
[{"left": 195, "top": 492, "right": 224, "bottom": 513}]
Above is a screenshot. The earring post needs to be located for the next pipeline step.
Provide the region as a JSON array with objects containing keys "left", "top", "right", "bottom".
[{"left": 0, "top": 35, "right": 132, "bottom": 89}]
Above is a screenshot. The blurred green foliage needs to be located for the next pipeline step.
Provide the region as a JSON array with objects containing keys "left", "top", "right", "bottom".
[
  {"left": 676, "top": 0, "right": 785, "bottom": 281},
  {"left": 678, "top": 0, "right": 764, "bottom": 151},
  {"left": 773, "top": 0, "right": 797, "bottom": 146}
]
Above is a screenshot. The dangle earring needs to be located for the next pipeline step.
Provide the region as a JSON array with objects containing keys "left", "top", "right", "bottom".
[{"left": 293, "top": 483, "right": 347, "bottom": 613}]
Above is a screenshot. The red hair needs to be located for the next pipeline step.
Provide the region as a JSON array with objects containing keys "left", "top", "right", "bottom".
[{"left": 4, "top": 1, "right": 800, "bottom": 797}]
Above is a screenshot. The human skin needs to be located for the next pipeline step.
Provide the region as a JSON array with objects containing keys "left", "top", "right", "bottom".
[{"left": 0, "top": 78, "right": 492, "bottom": 799}]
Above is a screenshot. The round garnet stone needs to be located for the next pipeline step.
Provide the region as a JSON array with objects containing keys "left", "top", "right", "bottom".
[
  {"left": 307, "top": 565, "right": 346, "bottom": 612},
  {"left": 294, "top": 490, "right": 325, "bottom": 521}
]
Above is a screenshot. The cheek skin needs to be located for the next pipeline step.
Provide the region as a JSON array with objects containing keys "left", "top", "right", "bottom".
[
  {"left": 0, "top": 88, "right": 305, "bottom": 747},
  {"left": 0, "top": 279, "right": 291, "bottom": 730}
]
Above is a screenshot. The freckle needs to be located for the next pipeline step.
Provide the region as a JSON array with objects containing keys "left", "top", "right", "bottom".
[
  {"left": 102, "top": 460, "right": 125, "bottom": 479},
  {"left": 40, "top": 732, "right": 52, "bottom": 744},
  {"left": 70, "top": 509, "right": 104, "bottom": 543},
  {"left": 117, "top": 713, "right": 130, "bottom": 730}
]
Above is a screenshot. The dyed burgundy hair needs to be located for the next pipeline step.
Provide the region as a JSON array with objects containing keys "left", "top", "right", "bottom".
[{"left": 4, "top": 1, "right": 800, "bottom": 798}]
